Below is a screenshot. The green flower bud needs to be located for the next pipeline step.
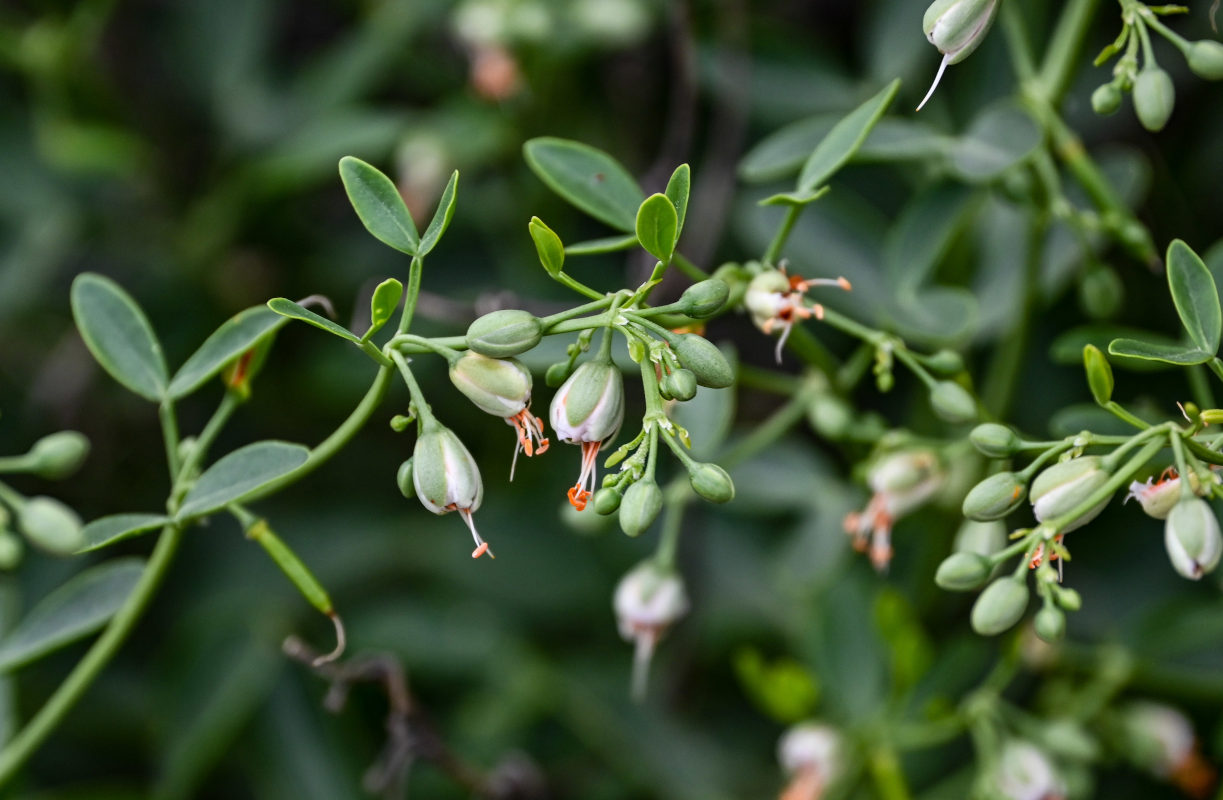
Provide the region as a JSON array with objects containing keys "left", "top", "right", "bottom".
[
  {"left": 1057, "top": 587, "right": 1082, "bottom": 611},
  {"left": 969, "top": 423, "right": 1022, "bottom": 458},
  {"left": 689, "top": 462, "right": 735, "bottom": 504},
  {"left": 619, "top": 479, "right": 664, "bottom": 537},
  {"left": 450, "top": 352, "right": 532, "bottom": 417},
  {"left": 662, "top": 369, "right": 698, "bottom": 401},
  {"left": 678, "top": 279, "right": 730, "bottom": 319},
  {"left": 1164, "top": 496, "right": 1223, "bottom": 579},
  {"left": 1187, "top": 40, "right": 1223, "bottom": 81},
  {"left": 962, "top": 472, "right": 1028, "bottom": 521},
  {"left": 0, "top": 529, "right": 22, "bottom": 570},
  {"left": 1133, "top": 66, "right": 1175, "bottom": 132},
  {"left": 1034, "top": 605, "right": 1066, "bottom": 643},
  {"left": 1091, "top": 82, "right": 1123, "bottom": 116},
  {"left": 935, "top": 551, "right": 993, "bottom": 591},
  {"left": 1039, "top": 720, "right": 1099, "bottom": 763},
  {"left": 671, "top": 334, "right": 734, "bottom": 388},
  {"left": 954, "top": 518, "right": 1007, "bottom": 557},
  {"left": 918, "top": 0, "right": 1000, "bottom": 110},
  {"left": 1079, "top": 266, "right": 1124, "bottom": 320},
  {"left": 929, "top": 380, "right": 977, "bottom": 424},
  {"left": 924, "top": 349, "right": 964, "bottom": 376},
  {"left": 806, "top": 394, "right": 854, "bottom": 440},
  {"left": 413, "top": 423, "right": 492, "bottom": 558},
  {"left": 971, "top": 577, "right": 1029, "bottom": 635},
  {"left": 18, "top": 496, "right": 84, "bottom": 555},
  {"left": 545, "top": 361, "right": 572, "bottom": 388},
  {"left": 25, "top": 431, "right": 90, "bottom": 480},
  {"left": 711, "top": 263, "right": 751, "bottom": 309},
  {"left": 1030, "top": 456, "right": 1111, "bottom": 532},
  {"left": 396, "top": 458, "right": 415, "bottom": 499},
  {"left": 465, "top": 309, "right": 543, "bottom": 358},
  {"left": 593, "top": 487, "right": 622, "bottom": 515}
]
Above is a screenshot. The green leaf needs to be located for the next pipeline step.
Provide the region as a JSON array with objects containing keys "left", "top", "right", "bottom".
[
  {"left": 949, "top": 104, "right": 1042, "bottom": 183},
  {"left": 523, "top": 137, "right": 645, "bottom": 232},
  {"left": 0, "top": 558, "right": 145, "bottom": 673},
  {"left": 528, "top": 217, "right": 565, "bottom": 276},
  {"left": 366, "top": 279, "right": 403, "bottom": 339},
  {"left": 78, "top": 513, "right": 170, "bottom": 552},
  {"left": 1082, "top": 345, "right": 1114, "bottom": 405},
  {"left": 664, "top": 163, "right": 690, "bottom": 236},
  {"left": 168, "top": 307, "right": 288, "bottom": 399},
  {"left": 1108, "top": 338, "right": 1214, "bottom": 365},
  {"left": 417, "top": 170, "right": 458, "bottom": 256},
  {"left": 635, "top": 193, "right": 678, "bottom": 264},
  {"left": 338, "top": 156, "right": 418, "bottom": 255},
  {"left": 177, "top": 442, "right": 310, "bottom": 520},
  {"left": 70, "top": 273, "right": 168, "bottom": 402},
  {"left": 267, "top": 298, "right": 362, "bottom": 344},
  {"left": 883, "top": 183, "right": 977, "bottom": 290},
  {"left": 739, "top": 113, "right": 837, "bottom": 183},
  {"left": 1167, "top": 239, "right": 1222, "bottom": 354},
  {"left": 564, "top": 234, "right": 639, "bottom": 256},
  {"left": 759, "top": 186, "right": 832, "bottom": 208},
  {"left": 798, "top": 79, "right": 900, "bottom": 192},
  {"left": 1050, "top": 325, "right": 1177, "bottom": 371}
]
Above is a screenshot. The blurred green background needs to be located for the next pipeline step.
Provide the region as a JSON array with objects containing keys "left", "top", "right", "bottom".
[{"left": 1, "top": 0, "right": 1222, "bottom": 797}]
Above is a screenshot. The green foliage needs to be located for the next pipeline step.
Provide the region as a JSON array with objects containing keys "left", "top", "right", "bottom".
[
  {"left": 70, "top": 273, "right": 168, "bottom": 402},
  {"left": 177, "top": 442, "right": 309, "bottom": 520}
]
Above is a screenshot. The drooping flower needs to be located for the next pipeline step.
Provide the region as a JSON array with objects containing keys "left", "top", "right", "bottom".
[
  {"left": 613, "top": 561, "right": 688, "bottom": 699},
  {"left": 412, "top": 422, "right": 493, "bottom": 559},
  {"left": 449, "top": 352, "right": 549, "bottom": 477},
  {"left": 745, "top": 268, "right": 851, "bottom": 363},
  {"left": 777, "top": 723, "right": 845, "bottom": 800},
  {"left": 989, "top": 741, "right": 1066, "bottom": 800},
  {"left": 1119, "top": 702, "right": 1217, "bottom": 797},
  {"left": 549, "top": 359, "right": 624, "bottom": 510},
  {"left": 844, "top": 450, "right": 943, "bottom": 571}
]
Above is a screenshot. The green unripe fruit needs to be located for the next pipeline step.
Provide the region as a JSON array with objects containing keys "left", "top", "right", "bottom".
[
  {"left": 396, "top": 458, "right": 415, "bottom": 499},
  {"left": 671, "top": 334, "right": 734, "bottom": 389},
  {"left": 962, "top": 472, "right": 1028, "bottom": 521},
  {"left": 1034, "top": 606, "right": 1066, "bottom": 643},
  {"left": 1187, "top": 40, "right": 1223, "bottom": 80},
  {"left": 1133, "top": 67, "right": 1175, "bottom": 132},
  {"left": 545, "top": 361, "right": 572, "bottom": 388},
  {"left": 970, "top": 577, "right": 1029, "bottom": 636},
  {"left": 0, "top": 530, "right": 21, "bottom": 570},
  {"left": 969, "top": 423, "right": 1022, "bottom": 458},
  {"left": 465, "top": 309, "right": 543, "bottom": 358},
  {"left": 935, "top": 551, "right": 993, "bottom": 591},
  {"left": 929, "top": 381, "right": 977, "bottom": 424},
  {"left": 925, "top": 349, "right": 964, "bottom": 376},
  {"left": 18, "top": 496, "right": 84, "bottom": 555},
  {"left": 807, "top": 394, "right": 854, "bottom": 440},
  {"left": 26, "top": 431, "right": 90, "bottom": 479},
  {"left": 1079, "top": 266, "right": 1124, "bottom": 320},
  {"left": 593, "top": 487, "right": 622, "bottom": 516},
  {"left": 1091, "top": 82, "right": 1122, "bottom": 116},
  {"left": 689, "top": 463, "right": 735, "bottom": 504},
  {"left": 619, "top": 480, "right": 664, "bottom": 537},
  {"left": 679, "top": 279, "right": 730, "bottom": 319},
  {"left": 662, "top": 369, "right": 698, "bottom": 401}
]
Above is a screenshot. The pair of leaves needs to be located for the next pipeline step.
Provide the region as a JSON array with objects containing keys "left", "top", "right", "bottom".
[
  {"left": 72, "top": 274, "right": 289, "bottom": 403},
  {"left": 636, "top": 165, "right": 690, "bottom": 264},
  {"left": 267, "top": 277, "right": 403, "bottom": 346},
  {"left": 1109, "top": 240, "right": 1221, "bottom": 365},
  {"left": 338, "top": 156, "right": 457, "bottom": 258}
]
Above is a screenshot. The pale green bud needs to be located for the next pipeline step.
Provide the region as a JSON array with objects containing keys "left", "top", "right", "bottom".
[
  {"left": 1030, "top": 456, "right": 1111, "bottom": 532},
  {"left": 465, "top": 309, "right": 543, "bottom": 358},
  {"left": 935, "top": 551, "right": 992, "bottom": 591},
  {"left": 549, "top": 360, "right": 624, "bottom": 445},
  {"left": 1091, "top": 82, "right": 1123, "bottom": 116},
  {"left": 929, "top": 381, "right": 977, "bottom": 423},
  {"left": 18, "top": 496, "right": 84, "bottom": 555},
  {"left": 678, "top": 279, "right": 730, "bottom": 319},
  {"left": 593, "top": 487, "right": 622, "bottom": 515},
  {"left": 413, "top": 424, "right": 491, "bottom": 558},
  {"left": 969, "top": 423, "right": 1022, "bottom": 458},
  {"left": 26, "top": 431, "right": 90, "bottom": 480},
  {"left": 396, "top": 458, "right": 415, "bottom": 499},
  {"left": 689, "top": 462, "right": 735, "bottom": 504},
  {"left": 1133, "top": 67, "right": 1175, "bottom": 132},
  {"left": 1187, "top": 40, "right": 1223, "bottom": 81},
  {"left": 962, "top": 472, "right": 1028, "bottom": 521},
  {"left": 918, "top": 0, "right": 1000, "bottom": 110},
  {"left": 662, "top": 369, "right": 697, "bottom": 401},
  {"left": 449, "top": 352, "right": 532, "bottom": 418},
  {"left": 924, "top": 349, "right": 964, "bottom": 376},
  {"left": 807, "top": 393, "right": 854, "bottom": 440},
  {"left": 671, "top": 334, "right": 734, "bottom": 389},
  {"left": 1164, "top": 496, "right": 1223, "bottom": 579},
  {"left": 954, "top": 518, "right": 1007, "bottom": 557},
  {"left": 0, "top": 528, "right": 22, "bottom": 570},
  {"left": 1039, "top": 720, "right": 1099, "bottom": 763},
  {"left": 619, "top": 479, "right": 663, "bottom": 537},
  {"left": 1034, "top": 605, "right": 1066, "bottom": 643},
  {"left": 971, "top": 576, "right": 1029, "bottom": 635}
]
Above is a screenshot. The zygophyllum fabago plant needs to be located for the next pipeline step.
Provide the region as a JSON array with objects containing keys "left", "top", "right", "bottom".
[{"left": 2, "top": 0, "right": 1223, "bottom": 796}]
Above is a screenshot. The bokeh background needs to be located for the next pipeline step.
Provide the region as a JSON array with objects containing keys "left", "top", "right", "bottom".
[{"left": 1, "top": 0, "right": 1222, "bottom": 797}]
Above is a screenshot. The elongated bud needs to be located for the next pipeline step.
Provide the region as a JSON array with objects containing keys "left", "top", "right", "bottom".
[
  {"left": 918, "top": 0, "right": 1000, "bottom": 110},
  {"left": 412, "top": 425, "right": 483, "bottom": 515},
  {"left": 963, "top": 472, "right": 1028, "bottom": 521},
  {"left": 671, "top": 334, "right": 733, "bottom": 389},
  {"left": 1083, "top": 344, "right": 1114, "bottom": 405},
  {"left": 18, "top": 496, "right": 84, "bottom": 555},
  {"left": 619, "top": 479, "right": 664, "bottom": 537},
  {"left": 1164, "top": 496, "right": 1223, "bottom": 579},
  {"left": 465, "top": 309, "right": 543, "bottom": 357},
  {"left": 1091, "top": 82, "right": 1123, "bottom": 116},
  {"left": 929, "top": 380, "right": 977, "bottom": 423},
  {"left": 1187, "top": 40, "right": 1223, "bottom": 80},
  {"left": 1034, "top": 605, "right": 1066, "bottom": 642},
  {"left": 689, "top": 462, "right": 735, "bottom": 503},
  {"left": 0, "top": 529, "right": 22, "bottom": 570},
  {"left": 1038, "top": 720, "right": 1099, "bottom": 763},
  {"left": 1030, "top": 456, "right": 1111, "bottom": 532},
  {"left": 450, "top": 352, "right": 532, "bottom": 417},
  {"left": 550, "top": 360, "right": 624, "bottom": 445},
  {"left": 545, "top": 361, "right": 572, "bottom": 388},
  {"left": 25, "top": 431, "right": 90, "bottom": 479},
  {"left": 935, "top": 551, "right": 993, "bottom": 591},
  {"left": 396, "top": 458, "right": 415, "bottom": 499},
  {"left": 971, "top": 576, "right": 1029, "bottom": 635},
  {"left": 924, "top": 349, "right": 964, "bottom": 376},
  {"left": 662, "top": 369, "right": 697, "bottom": 401},
  {"left": 593, "top": 487, "right": 622, "bottom": 515},
  {"left": 1133, "top": 66, "right": 1175, "bottom": 132},
  {"left": 807, "top": 393, "right": 854, "bottom": 440},
  {"left": 969, "top": 423, "right": 1022, "bottom": 458},
  {"left": 678, "top": 279, "right": 730, "bottom": 319}
]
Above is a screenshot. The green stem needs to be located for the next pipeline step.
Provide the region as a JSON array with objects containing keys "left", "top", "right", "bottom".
[
  {"left": 1036, "top": 0, "right": 1103, "bottom": 102},
  {"left": 1189, "top": 365, "right": 1217, "bottom": 410},
  {"left": 169, "top": 391, "right": 242, "bottom": 505},
  {"left": 763, "top": 206, "right": 802, "bottom": 265},
  {"left": 654, "top": 497, "right": 687, "bottom": 569},
  {"left": 982, "top": 216, "right": 1044, "bottom": 418},
  {"left": 0, "top": 525, "right": 183, "bottom": 783},
  {"left": 719, "top": 380, "right": 822, "bottom": 470},
  {"left": 389, "top": 351, "right": 437, "bottom": 427},
  {"left": 397, "top": 256, "right": 424, "bottom": 335},
  {"left": 867, "top": 745, "right": 913, "bottom": 800},
  {"left": 1000, "top": 2, "right": 1038, "bottom": 81},
  {"left": 1207, "top": 358, "right": 1223, "bottom": 384},
  {"left": 158, "top": 400, "right": 181, "bottom": 479},
  {"left": 672, "top": 252, "right": 709, "bottom": 282}
]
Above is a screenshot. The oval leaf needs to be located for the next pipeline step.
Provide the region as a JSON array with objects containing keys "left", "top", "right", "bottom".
[
  {"left": 367, "top": 279, "right": 404, "bottom": 338},
  {"left": 523, "top": 138, "right": 645, "bottom": 232},
  {"left": 0, "top": 558, "right": 145, "bottom": 673},
  {"left": 78, "top": 513, "right": 170, "bottom": 552},
  {"left": 71, "top": 273, "right": 168, "bottom": 401},
  {"left": 565, "top": 233, "right": 638, "bottom": 256},
  {"left": 267, "top": 298, "right": 362, "bottom": 344},
  {"left": 664, "top": 163, "right": 690, "bottom": 236},
  {"left": 798, "top": 79, "right": 900, "bottom": 192},
  {"left": 169, "top": 307, "right": 288, "bottom": 399},
  {"left": 1108, "top": 338, "right": 1213, "bottom": 365},
  {"left": 739, "top": 113, "right": 837, "bottom": 184},
  {"left": 177, "top": 441, "right": 310, "bottom": 520},
  {"left": 417, "top": 170, "right": 458, "bottom": 257},
  {"left": 1167, "top": 239, "right": 1221, "bottom": 354},
  {"left": 949, "top": 104, "right": 1042, "bottom": 183},
  {"left": 635, "top": 193, "right": 678, "bottom": 264},
  {"left": 338, "top": 156, "right": 418, "bottom": 255},
  {"left": 1082, "top": 345, "right": 1114, "bottom": 405}
]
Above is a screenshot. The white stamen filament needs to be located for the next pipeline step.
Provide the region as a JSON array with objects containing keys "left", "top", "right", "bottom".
[{"left": 917, "top": 53, "right": 951, "bottom": 112}]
